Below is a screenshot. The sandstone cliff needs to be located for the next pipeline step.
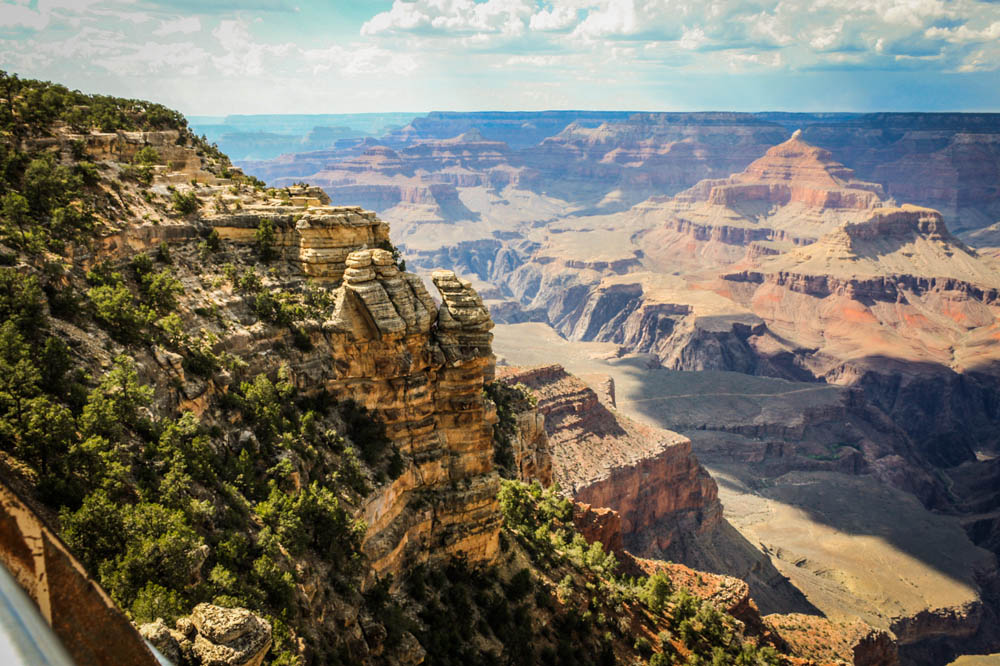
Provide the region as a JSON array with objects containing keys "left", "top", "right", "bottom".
[{"left": 496, "top": 364, "right": 723, "bottom": 555}]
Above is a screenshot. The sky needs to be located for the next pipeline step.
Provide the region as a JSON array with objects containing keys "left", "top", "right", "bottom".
[{"left": 1, "top": 0, "right": 999, "bottom": 115}]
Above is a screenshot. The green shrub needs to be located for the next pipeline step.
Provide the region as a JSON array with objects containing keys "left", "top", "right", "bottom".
[
  {"left": 255, "top": 217, "right": 277, "bottom": 262},
  {"left": 171, "top": 190, "right": 199, "bottom": 215},
  {"left": 120, "top": 164, "right": 152, "bottom": 185},
  {"left": 205, "top": 228, "right": 222, "bottom": 252},
  {"left": 130, "top": 583, "right": 187, "bottom": 625},
  {"left": 155, "top": 241, "right": 172, "bottom": 264},
  {"left": 141, "top": 268, "right": 183, "bottom": 313},
  {"left": 133, "top": 146, "right": 160, "bottom": 166},
  {"left": 0, "top": 269, "right": 45, "bottom": 335},
  {"left": 642, "top": 572, "right": 672, "bottom": 615},
  {"left": 88, "top": 282, "right": 152, "bottom": 343}
]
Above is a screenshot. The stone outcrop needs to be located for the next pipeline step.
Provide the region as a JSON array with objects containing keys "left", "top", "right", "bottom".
[
  {"left": 692, "top": 130, "right": 886, "bottom": 211},
  {"left": 572, "top": 502, "right": 623, "bottom": 554},
  {"left": 495, "top": 365, "right": 723, "bottom": 555},
  {"left": 0, "top": 478, "right": 159, "bottom": 666},
  {"left": 93, "top": 178, "right": 526, "bottom": 584},
  {"left": 715, "top": 205, "right": 1000, "bottom": 464},
  {"left": 279, "top": 248, "right": 503, "bottom": 575},
  {"left": 94, "top": 172, "right": 507, "bottom": 581},
  {"left": 141, "top": 604, "right": 273, "bottom": 666},
  {"left": 206, "top": 205, "right": 391, "bottom": 282},
  {"left": 724, "top": 205, "right": 1000, "bottom": 304},
  {"left": 637, "top": 132, "right": 891, "bottom": 276},
  {"left": 510, "top": 404, "right": 553, "bottom": 487}
]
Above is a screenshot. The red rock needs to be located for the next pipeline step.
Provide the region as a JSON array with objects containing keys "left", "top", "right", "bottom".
[{"left": 496, "top": 364, "right": 722, "bottom": 552}]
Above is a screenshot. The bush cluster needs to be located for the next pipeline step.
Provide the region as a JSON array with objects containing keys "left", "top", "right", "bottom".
[
  {"left": 0, "top": 149, "right": 96, "bottom": 252},
  {"left": 1, "top": 70, "right": 188, "bottom": 136},
  {"left": 496, "top": 479, "right": 785, "bottom": 666}
]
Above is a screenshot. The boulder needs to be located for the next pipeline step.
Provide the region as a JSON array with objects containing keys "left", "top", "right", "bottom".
[{"left": 189, "top": 604, "right": 272, "bottom": 666}]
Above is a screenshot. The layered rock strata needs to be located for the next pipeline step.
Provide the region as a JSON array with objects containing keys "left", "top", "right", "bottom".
[
  {"left": 725, "top": 206, "right": 1000, "bottom": 304},
  {"left": 718, "top": 205, "right": 1000, "bottom": 463},
  {"left": 685, "top": 130, "right": 885, "bottom": 211},
  {"left": 142, "top": 195, "right": 505, "bottom": 577},
  {"left": 510, "top": 405, "right": 553, "bottom": 487},
  {"left": 206, "top": 205, "right": 390, "bottom": 282},
  {"left": 308, "top": 251, "right": 500, "bottom": 575},
  {"left": 495, "top": 364, "right": 722, "bottom": 556}
]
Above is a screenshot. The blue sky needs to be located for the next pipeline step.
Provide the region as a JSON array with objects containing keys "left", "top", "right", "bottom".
[{"left": 1, "top": 0, "right": 999, "bottom": 114}]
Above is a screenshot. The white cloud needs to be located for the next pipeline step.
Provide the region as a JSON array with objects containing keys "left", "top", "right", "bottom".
[
  {"left": 502, "top": 54, "right": 563, "bottom": 66},
  {"left": 571, "top": 0, "right": 640, "bottom": 39},
  {"left": 362, "top": 0, "right": 534, "bottom": 37},
  {"left": 728, "top": 50, "right": 783, "bottom": 68},
  {"left": 0, "top": 2, "right": 50, "bottom": 30},
  {"left": 35, "top": 0, "right": 102, "bottom": 14},
  {"left": 679, "top": 27, "right": 708, "bottom": 50},
  {"left": 926, "top": 21, "right": 1000, "bottom": 44},
  {"left": 880, "top": 0, "right": 953, "bottom": 28},
  {"left": 95, "top": 40, "right": 211, "bottom": 76},
  {"left": 303, "top": 44, "right": 418, "bottom": 77},
  {"left": 153, "top": 16, "right": 201, "bottom": 37},
  {"left": 957, "top": 44, "right": 1000, "bottom": 72},
  {"left": 212, "top": 18, "right": 291, "bottom": 76},
  {"left": 1, "top": 0, "right": 998, "bottom": 114},
  {"left": 529, "top": 6, "right": 578, "bottom": 31}
]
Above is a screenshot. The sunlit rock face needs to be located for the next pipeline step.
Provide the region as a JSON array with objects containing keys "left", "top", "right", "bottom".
[
  {"left": 324, "top": 259, "right": 502, "bottom": 575},
  {"left": 496, "top": 364, "right": 722, "bottom": 555},
  {"left": 144, "top": 194, "right": 507, "bottom": 576}
]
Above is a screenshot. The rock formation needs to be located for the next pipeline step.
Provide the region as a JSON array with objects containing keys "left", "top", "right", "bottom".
[
  {"left": 680, "top": 129, "right": 885, "bottom": 210},
  {"left": 141, "top": 604, "right": 273, "bottom": 666},
  {"left": 207, "top": 203, "right": 390, "bottom": 282},
  {"left": 204, "top": 207, "right": 502, "bottom": 573},
  {"left": 717, "top": 204, "right": 1000, "bottom": 464},
  {"left": 496, "top": 364, "right": 723, "bottom": 556}
]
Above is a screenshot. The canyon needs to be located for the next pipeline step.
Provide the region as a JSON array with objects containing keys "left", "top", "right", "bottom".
[
  {"left": 2, "top": 76, "right": 999, "bottom": 666},
  {"left": 0, "top": 82, "right": 857, "bottom": 666},
  {"left": 217, "top": 110, "right": 1000, "bottom": 664}
]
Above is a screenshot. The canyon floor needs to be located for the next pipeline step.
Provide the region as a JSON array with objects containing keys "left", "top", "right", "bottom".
[
  {"left": 950, "top": 656, "right": 1000, "bottom": 665},
  {"left": 494, "top": 322, "right": 993, "bottom": 635}
]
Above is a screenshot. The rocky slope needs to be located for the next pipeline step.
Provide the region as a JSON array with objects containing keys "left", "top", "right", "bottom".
[
  {"left": 719, "top": 204, "right": 1000, "bottom": 465},
  {"left": 0, "top": 478, "right": 161, "bottom": 666},
  {"left": 493, "top": 364, "right": 839, "bottom": 622},
  {"left": 0, "top": 74, "right": 515, "bottom": 664},
  {"left": 496, "top": 364, "right": 722, "bottom": 556}
]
